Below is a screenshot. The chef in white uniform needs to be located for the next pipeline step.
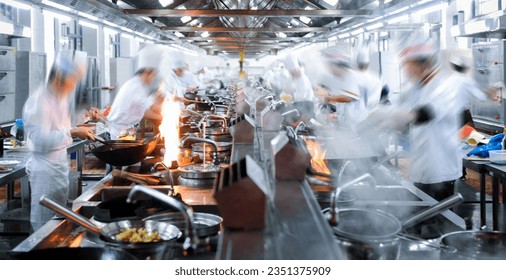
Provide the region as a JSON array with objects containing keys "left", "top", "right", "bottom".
[
  {"left": 355, "top": 47, "right": 383, "bottom": 113},
  {"left": 315, "top": 47, "right": 368, "bottom": 128},
  {"left": 22, "top": 53, "right": 94, "bottom": 231},
  {"left": 398, "top": 41, "right": 463, "bottom": 201},
  {"left": 107, "top": 45, "right": 165, "bottom": 139}
]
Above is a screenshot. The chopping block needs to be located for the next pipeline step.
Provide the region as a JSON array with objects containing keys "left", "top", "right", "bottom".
[{"left": 214, "top": 155, "right": 269, "bottom": 229}]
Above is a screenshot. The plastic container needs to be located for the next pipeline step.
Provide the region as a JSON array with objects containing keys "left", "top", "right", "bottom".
[{"left": 489, "top": 150, "right": 506, "bottom": 164}]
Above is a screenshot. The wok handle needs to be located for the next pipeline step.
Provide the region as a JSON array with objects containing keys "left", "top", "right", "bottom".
[
  {"left": 39, "top": 196, "right": 102, "bottom": 234},
  {"left": 401, "top": 193, "right": 464, "bottom": 229}
]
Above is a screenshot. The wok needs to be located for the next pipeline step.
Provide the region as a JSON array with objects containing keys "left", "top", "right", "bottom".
[
  {"left": 8, "top": 247, "right": 137, "bottom": 260},
  {"left": 92, "top": 195, "right": 174, "bottom": 223},
  {"left": 439, "top": 230, "right": 506, "bottom": 260},
  {"left": 322, "top": 193, "right": 464, "bottom": 260},
  {"left": 39, "top": 196, "right": 182, "bottom": 260},
  {"left": 91, "top": 135, "right": 158, "bottom": 167}
]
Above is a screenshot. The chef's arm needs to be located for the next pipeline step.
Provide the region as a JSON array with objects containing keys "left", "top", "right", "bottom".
[{"left": 143, "top": 108, "right": 163, "bottom": 121}]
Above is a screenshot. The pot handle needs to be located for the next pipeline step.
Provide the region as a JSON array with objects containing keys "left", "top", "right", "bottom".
[
  {"left": 39, "top": 196, "right": 102, "bottom": 234},
  {"left": 401, "top": 193, "right": 463, "bottom": 229}
]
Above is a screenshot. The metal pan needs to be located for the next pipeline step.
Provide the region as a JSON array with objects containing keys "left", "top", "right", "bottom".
[
  {"left": 439, "top": 230, "right": 506, "bottom": 260},
  {"left": 39, "top": 196, "right": 182, "bottom": 260},
  {"left": 144, "top": 212, "right": 222, "bottom": 238},
  {"left": 178, "top": 163, "right": 222, "bottom": 179},
  {"left": 90, "top": 136, "right": 158, "bottom": 167},
  {"left": 8, "top": 247, "right": 138, "bottom": 260}
]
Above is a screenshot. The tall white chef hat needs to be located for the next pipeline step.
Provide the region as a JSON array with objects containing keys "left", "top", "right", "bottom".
[
  {"left": 137, "top": 44, "right": 166, "bottom": 71},
  {"left": 283, "top": 54, "right": 300, "bottom": 72},
  {"left": 171, "top": 49, "right": 187, "bottom": 70},
  {"left": 50, "top": 51, "right": 87, "bottom": 81},
  {"left": 449, "top": 51, "right": 470, "bottom": 69},
  {"left": 356, "top": 47, "right": 370, "bottom": 66}
]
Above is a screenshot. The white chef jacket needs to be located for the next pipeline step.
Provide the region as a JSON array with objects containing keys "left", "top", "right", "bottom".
[
  {"left": 107, "top": 76, "right": 155, "bottom": 139},
  {"left": 23, "top": 85, "right": 73, "bottom": 230},
  {"left": 447, "top": 71, "right": 488, "bottom": 109},
  {"left": 402, "top": 69, "right": 463, "bottom": 184},
  {"left": 319, "top": 70, "right": 368, "bottom": 126}
]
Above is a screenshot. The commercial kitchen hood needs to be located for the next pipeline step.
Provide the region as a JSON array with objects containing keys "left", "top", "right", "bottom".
[
  {"left": 451, "top": 9, "right": 506, "bottom": 38},
  {"left": 0, "top": 19, "right": 31, "bottom": 38}
]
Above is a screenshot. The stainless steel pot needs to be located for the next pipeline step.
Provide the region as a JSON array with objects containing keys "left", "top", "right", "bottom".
[
  {"left": 39, "top": 196, "right": 182, "bottom": 260},
  {"left": 178, "top": 163, "right": 222, "bottom": 179},
  {"left": 191, "top": 142, "right": 232, "bottom": 164},
  {"left": 322, "top": 193, "right": 464, "bottom": 260},
  {"left": 439, "top": 230, "right": 506, "bottom": 260}
]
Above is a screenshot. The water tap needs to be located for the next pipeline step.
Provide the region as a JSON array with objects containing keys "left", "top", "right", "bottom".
[
  {"left": 328, "top": 173, "right": 377, "bottom": 226},
  {"left": 179, "top": 136, "right": 220, "bottom": 166},
  {"left": 151, "top": 162, "right": 175, "bottom": 197}
]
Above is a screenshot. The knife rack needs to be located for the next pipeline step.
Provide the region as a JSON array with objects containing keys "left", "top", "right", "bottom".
[{"left": 214, "top": 156, "right": 268, "bottom": 229}]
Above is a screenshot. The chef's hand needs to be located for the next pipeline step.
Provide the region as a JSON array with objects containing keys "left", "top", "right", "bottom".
[
  {"left": 86, "top": 107, "right": 103, "bottom": 121},
  {"left": 70, "top": 127, "right": 95, "bottom": 140}
]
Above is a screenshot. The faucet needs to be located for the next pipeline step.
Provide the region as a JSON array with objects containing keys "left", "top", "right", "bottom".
[
  {"left": 269, "top": 100, "right": 287, "bottom": 111},
  {"left": 294, "top": 121, "right": 306, "bottom": 135},
  {"left": 151, "top": 162, "right": 175, "bottom": 197},
  {"left": 281, "top": 108, "right": 300, "bottom": 117},
  {"left": 328, "top": 173, "right": 377, "bottom": 226},
  {"left": 180, "top": 136, "right": 220, "bottom": 166},
  {"left": 127, "top": 185, "right": 199, "bottom": 252}
]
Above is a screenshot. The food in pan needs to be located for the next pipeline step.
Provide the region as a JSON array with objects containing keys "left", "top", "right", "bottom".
[
  {"left": 114, "top": 228, "right": 161, "bottom": 243},
  {"left": 0, "top": 166, "right": 9, "bottom": 172}
]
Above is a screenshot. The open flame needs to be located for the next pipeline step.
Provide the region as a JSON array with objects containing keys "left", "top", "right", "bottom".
[
  {"left": 304, "top": 138, "right": 331, "bottom": 174},
  {"left": 159, "top": 95, "right": 180, "bottom": 166}
]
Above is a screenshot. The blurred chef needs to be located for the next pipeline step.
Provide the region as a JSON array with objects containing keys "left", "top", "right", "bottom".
[
  {"left": 355, "top": 47, "right": 384, "bottom": 113},
  {"left": 161, "top": 49, "right": 188, "bottom": 104},
  {"left": 314, "top": 47, "right": 367, "bottom": 127},
  {"left": 195, "top": 62, "right": 213, "bottom": 89},
  {"left": 177, "top": 63, "right": 199, "bottom": 93},
  {"left": 447, "top": 51, "right": 500, "bottom": 127},
  {"left": 107, "top": 44, "right": 165, "bottom": 139},
  {"left": 282, "top": 54, "right": 316, "bottom": 122},
  {"left": 399, "top": 40, "right": 463, "bottom": 201},
  {"left": 22, "top": 53, "right": 94, "bottom": 231}
]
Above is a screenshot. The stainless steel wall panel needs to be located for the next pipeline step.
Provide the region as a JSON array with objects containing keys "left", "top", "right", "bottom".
[
  {"left": 0, "top": 46, "right": 16, "bottom": 71},
  {"left": 0, "top": 70, "right": 15, "bottom": 93},
  {"left": 0, "top": 93, "right": 15, "bottom": 124}
]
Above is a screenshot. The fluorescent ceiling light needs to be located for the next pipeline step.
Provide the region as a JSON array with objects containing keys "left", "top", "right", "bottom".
[
  {"left": 174, "top": 31, "right": 185, "bottom": 37},
  {"left": 304, "top": 6, "right": 312, "bottom": 10},
  {"left": 277, "top": 32, "right": 287, "bottom": 38},
  {"left": 299, "top": 16, "right": 311, "bottom": 24},
  {"left": 181, "top": 16, "right": 192, "bottom": 23},
  {"left": 366, "top": 22, "right": 383, "bottom": 30},
  {"left": 207, "top": 39, "right": 212, "bottom": 42},
  {"left": 103, "top": 27, "right": 117, "bottom": 34},
  {"left": 79, "top": 20, "right": 98, "bottom": 29},
  {"left": 77, "top": 12, "right": 98, "bottom": 22},
  {"left": 350, "top": 28, "right": 364, "bottom": 36},
  {"left": 103, "top": 20, "right": 120, "bottom": 28},
  {"left": 159, "top": 0, "right": 173, "bottom": 7},
  {"left": 121, "top": 33, "right": 133, "bottom": 39},
  {"left": 42, "top": 0, "right": 71, "bottom": 11},
  {"left": 328, "top": 35, "right": 337, "bottom": 41},
  {"left": 338, "top": 33, "right": 350, "bottom": 39},
  {"left": 322, "top": 0, "right": 339, "bottom": 5},
  {"left": 201, "top": 31, "right": 210, "bottom": 37},
  {"left": 387, "top": 14, "right": 409, "bottom": 24},
  {"left": 3, "top": 1, "right": 32, "bottom": 10}
]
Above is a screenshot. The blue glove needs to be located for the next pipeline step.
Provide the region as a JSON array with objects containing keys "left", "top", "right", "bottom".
[{"left": 467, "top": 133, "right": 504, "bottom": 158}]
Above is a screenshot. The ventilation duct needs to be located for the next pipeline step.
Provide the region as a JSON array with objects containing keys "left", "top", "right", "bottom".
[{"left": 213, "top": 0, "right": 278, "bottom": 38}]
